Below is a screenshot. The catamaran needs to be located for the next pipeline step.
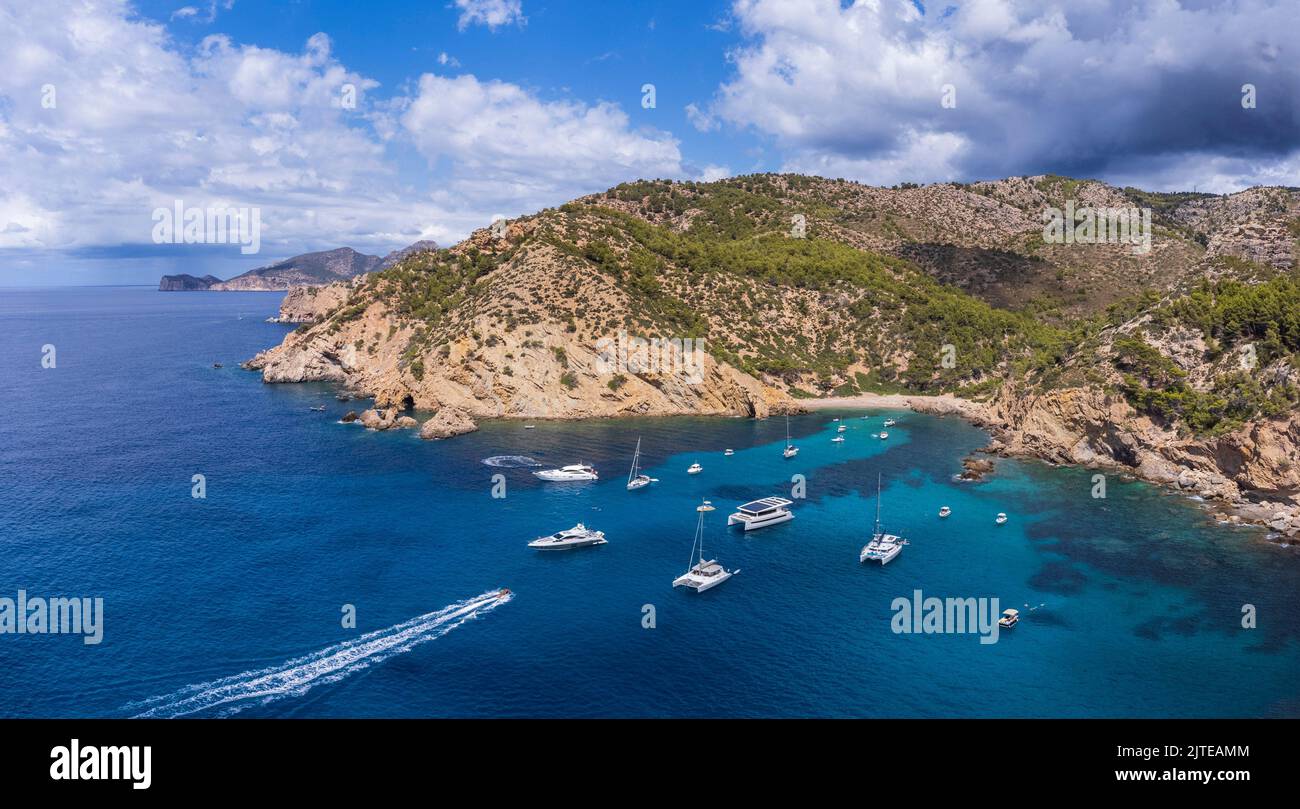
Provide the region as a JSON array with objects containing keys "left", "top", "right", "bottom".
[
  {"left": 728, "top": 496, "right": 795, "bottom": 531},
  {"left": 527, "top": 523, "right": 607, "bottom": 550},
  {"left": 626, "top": 437, "right": 657, "bottom": 490},
  {"left": 534, "top": 463, "right": 598, "bottom": 482},
  {"left": 860, "top": 473, "right": 907, "bottom": 565},
  {"left": 782, "top": 414, "right": 798, "bottom": 458},
  {"left": 673, "top": 500, "right": 737, "bottom": 592}
]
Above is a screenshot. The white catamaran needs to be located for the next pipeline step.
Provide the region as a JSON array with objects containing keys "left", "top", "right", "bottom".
[
  {"left": 673, "top": 500, "right": 737, "bottom": 592},
  {"left": 783, "top": 413, "right": 798, "bottom": 458},
  {"left": 626, "top": 437, "right": 657, "bottom": 491},
  {"left": 860, "top": 473, "right": 907, "bottom": 565}
]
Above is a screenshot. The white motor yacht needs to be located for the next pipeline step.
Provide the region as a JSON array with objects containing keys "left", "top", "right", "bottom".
[
  {"left": 687, "top": 462, "right": 703, "bottom": 475},
  {"left": 939, "top": 506, "right": 952, "bottom": 518},
  {"left": 884, "top": 418, "right": 897, "bottom": 427},
  {"left": 534, "top": 463, "right": 598, "bottom": 482},
  {"left": 724, "top": 449, "right": 735, "bottom": 456},
  {"left": 728, "top": 497, "right": 795, "bottom": 531},
  {"left": 527, "top": 523, "right": 607, "bottom": 550},
  {"left": 860, "top": 473, "right": 907, "bottom": 565},
  {"left": 832, "top": 435, "right": 845, "bottom": 443},
  {"left": 673, "top": 500, "right": 737, "bottom": 593},
  {"left": 995, "top": 512, "right": 1008, "bottom": 525},
  {"left": 878, "top": 431, "right": 890, "bottom": 440}
]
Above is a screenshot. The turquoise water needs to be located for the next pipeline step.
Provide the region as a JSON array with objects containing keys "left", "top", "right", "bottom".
[{"left": 1, "top": 287, "right": 1297, "bottom": 717}]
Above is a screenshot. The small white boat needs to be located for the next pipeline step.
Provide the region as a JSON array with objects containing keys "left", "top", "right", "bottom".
[
  {"left": 938, "top": 506, "right": 952, "bottom": 518},
  {"left": 878, "top": 431, "right": 889, "bottom": 440},
  {"left": 998, "top": 608, "right": 1019, "bottom": 628},
  {"left": 884, "top": 418, "right": 896, "bottom": 427},
  {"left": 831, "top": 435, "right": 845, "bottom": 443},
  {"left": 837, "top": 424, "right": 847, "bottom": 433},
  {"left": 687, "top": 462, "right": 703, "bottom": 475},
  {"left": 728, "top": 497, "right": 794, "bottom": 531},
  {"left": 524, "top": 425, "right": 536, "bottom": 429},
  {"left": 309, "top": 405, "right": 326, "bottom": 412},
  {"left": 528, "top": 523, "right": 607, "bottom": 550},
  {"left": 995, "top": 512, "right": 1008, "bottom": 525},
  {"left": 626, "top": 437, "right": 657, "bottom": 491},
  {"left": 534, "top": 464, "right": 598, "bottom": 482},
  {"left": 782, "top": 414, "right": 798, "bottom": 458},
  {"left": 673, "top": 500, "right": 737, "bottom": 593},
  {"left": 724, "top": 449, "right": 734, "bottom": 456},
  {"left": 860, "top": 474, "right": 907, "bottom": 565}
]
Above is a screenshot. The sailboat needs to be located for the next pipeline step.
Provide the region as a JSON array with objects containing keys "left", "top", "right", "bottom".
[
  {"left": 673, "top": 500, "right": 737, "bottom": 592},
  {"left": 782, "top": 413, "right": 799, "bottom": 458},
  {"left": 626, "top": 437, "right": 657, "bottom": 491},
  {"left": 860, "top": 473, "right": 907, "bottom": 565}
]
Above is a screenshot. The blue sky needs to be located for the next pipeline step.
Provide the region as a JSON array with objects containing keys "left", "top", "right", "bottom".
[{"left": 2, "top": 0, "right": 1298, "bottom": 285}]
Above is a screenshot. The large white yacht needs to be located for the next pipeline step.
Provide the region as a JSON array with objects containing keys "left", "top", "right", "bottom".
[
  {"left": 626, "top": 438, "right": 656, "bottom": 490},
  {"left": 534, "top": 463, "right": 598, "bottom": 482},
  {"left": 728, "top": 496, "right": 795, "bottom": 531},
  {"left": 673, "top": 500, "right": 737, "bottom": 592},
  {"left": 860, "top": 474, "right": 907, "bottom": 565},
  {"left": 527, "top": 523, "right": 607, "bottom": 550}
]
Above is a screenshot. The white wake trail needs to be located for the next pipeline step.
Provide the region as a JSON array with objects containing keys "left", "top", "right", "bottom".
[{"left": 124, "top": 590, "right": 512, "bottom": 718}]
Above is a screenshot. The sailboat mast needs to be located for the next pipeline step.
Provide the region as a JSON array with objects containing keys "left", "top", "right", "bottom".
[
  {"left": 875, "top": 472, "right": 882, "bottom": 534},
  {"left": 628, "top": 437, "right": 640, "bottom": 485}
]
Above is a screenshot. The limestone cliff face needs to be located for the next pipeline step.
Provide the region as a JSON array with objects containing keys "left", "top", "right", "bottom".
[{"left": 962, "top": 384, "right": 1300, "bottom": 536}]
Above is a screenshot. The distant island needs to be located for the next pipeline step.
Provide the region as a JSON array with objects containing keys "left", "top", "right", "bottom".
[
  {"left": 241, "top": 174, "right": 1300, "bottom": 540},
  {"left": 159, "top": 242, "right": 438, "bottom": 291}
]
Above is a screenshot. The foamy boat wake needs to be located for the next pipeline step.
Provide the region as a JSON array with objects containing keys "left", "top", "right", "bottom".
[{"left": 124, "top": 589, "right": 512, "bottom": 718}]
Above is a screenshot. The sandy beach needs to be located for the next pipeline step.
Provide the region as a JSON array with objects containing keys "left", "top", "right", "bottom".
[{"left": 800, "top": 392, "right": 990, "bottom": 421}]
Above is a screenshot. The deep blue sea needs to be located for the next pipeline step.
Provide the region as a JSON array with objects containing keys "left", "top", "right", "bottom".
[{"left": 2, "top": 286, "right": 1298, "bottom": 717}]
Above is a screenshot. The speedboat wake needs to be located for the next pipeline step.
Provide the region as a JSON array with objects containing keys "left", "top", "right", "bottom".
[
  {"left": 123, "top": 589, "right": 513, "bottom": 718},
  {"left": 482, "top": 455, "right": 543, "bottom": 468}
]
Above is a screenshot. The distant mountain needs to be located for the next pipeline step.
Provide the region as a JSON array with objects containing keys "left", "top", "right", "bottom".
[
  {"left": 158, "top": 273, "right": 222, "bottom": 291},
  {"left": 379, "top": 240, "right": 439, "bottom": 269},
  {"left": 158, "top": 247, "right": 382, "bottom": 291}
]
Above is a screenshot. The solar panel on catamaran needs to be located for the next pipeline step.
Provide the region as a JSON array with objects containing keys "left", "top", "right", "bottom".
[{"left": 737, "top": 497, "right": 793, "bottom": 513}]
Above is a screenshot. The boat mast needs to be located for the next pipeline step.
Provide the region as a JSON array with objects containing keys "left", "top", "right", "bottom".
[
  {"left": 628, "top": 437, "right": 641, "bottom": 485},
  {"left": 875, "top": 472, "right": 883, "bottom": 536},
  {"left": 786, "top": 413, "right": 791, "bottom": 447}
]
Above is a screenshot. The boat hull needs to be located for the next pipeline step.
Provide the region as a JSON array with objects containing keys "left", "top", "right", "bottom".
[{"left": 728, "top": 510, "right": 794, "bottom": 531}]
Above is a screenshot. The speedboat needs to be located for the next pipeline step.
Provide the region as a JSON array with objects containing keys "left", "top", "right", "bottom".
[
  {"left": 527, "top": 523, "right": 607, "bottom": 550},
  {"left": 724, "top": 449, "right": 734, "bottom": 456},
  {"left": 524, "top": 424, "right": 536, "bottom": 429},
  {"left": 533, "top": 464, "right": 598, "bottom": 482},
  {"left": 998, "top": 608, "right": 1019, "bottom": 628},
  {"left": 995, "top": 512, "right": 1008, "bottom": 525},
  {"left": 831, "top": 435, "right": 845, "bottom": 443},
  {"left": 309, "top": 405, "right": 326, "bottom": 412},
  {"left": 782, "top": 414, "right": 798, "bottom": 458},
  {"left": 673, "top": 500, "right": 737, "bottom": 593},
  {"left": 687, "top": 462, "right": 703, "bottom": 475},
  {"left": 939, "top": 506, "right": 951, "bottom": 518},
  {"left": 626, "top": 438, "right": 657, "bottom": 490},
  {"left": 878, "top": 431, "right": 889, "bottom": 440},
  {"left": 728, "top": 497, "right": 794, "bottom": 531},
  {"left": 860, "top": 473, "right": 908, "bottom": 565}
]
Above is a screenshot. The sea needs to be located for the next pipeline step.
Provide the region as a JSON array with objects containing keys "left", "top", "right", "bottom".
[{"left": 1, "top": 286, "right": 1297, "bottom": 718}]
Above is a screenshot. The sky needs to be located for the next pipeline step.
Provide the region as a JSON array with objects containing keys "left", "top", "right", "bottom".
[{"left": 1, "top": 0, "right": 1298, "bottom": 285}]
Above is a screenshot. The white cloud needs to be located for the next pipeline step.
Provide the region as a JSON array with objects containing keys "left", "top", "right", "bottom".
[
  {"left": 699, "top": 164, "right": 732, "bottom": 182},
  {"left": 0, "top": 0, "right": 684, "bottom": 265},
  {"left": 708, "top": 0, "right": 1300, "bottom": 190},
  {"left": 399, "top": 73, "right": 683, "bottom": 210},
  {"left": 454, "top": 0, "right": 524, "bottom": 32}
]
